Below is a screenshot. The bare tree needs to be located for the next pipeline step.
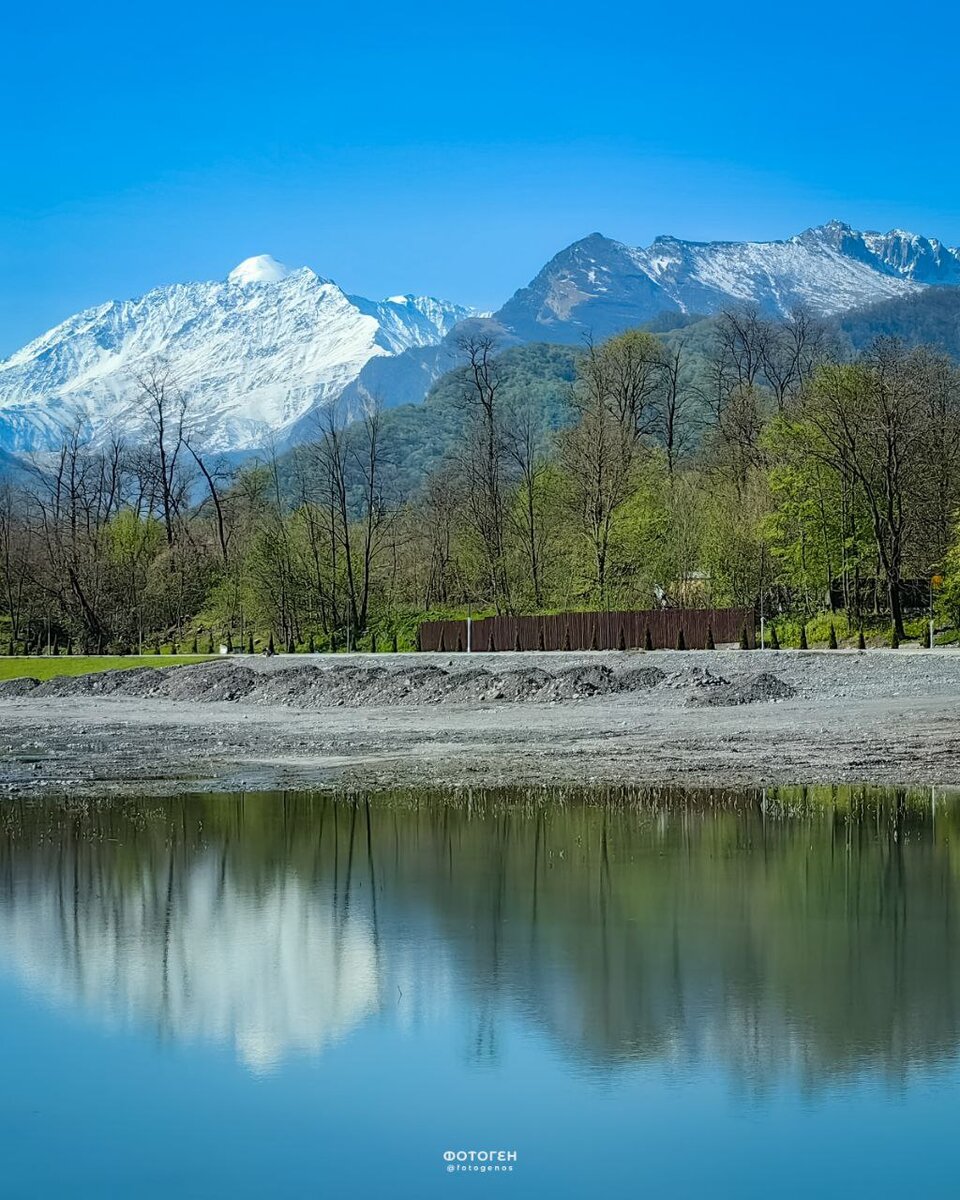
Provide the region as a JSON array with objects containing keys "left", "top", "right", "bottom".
[
  {"left": 26, "top": 423, "right": 126, "bottom": 649},
  {"left": 655, "top": 340, "right": 698, "bottom": 476},
  {"left": 560, "top": 336, "right": 648, "bottom": 606},
  {"left": 351, "top": 397, "right": 390, "bottom": 635},
  {"left": 760, "top": 307, "right": 828, "bottom": 410},
  {"left": 505, "top": 401, "right": 550, "bottom": 608},
  {"left": 457, "top": 334, "right": 510, "bottom": 612},
  {"left": 185, "top": 440, "right": 231, "bottom": 566},
  {"left": 421, "top": 466, "right": 462, "bottom": 610},
  {"left": 0, "top": 482, "right": 33, "bottom": 649},
  {"left": 132, "top": 360, "right": 188, "bottom": 547},
  {"left": 311, "top": 396, "right": 389, "bottom": 640},
  {"left": 712, "top": 307, "right": 769, "bottom": 393}
]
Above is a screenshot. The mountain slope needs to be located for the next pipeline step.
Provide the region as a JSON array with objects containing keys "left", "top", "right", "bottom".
[
  {"left": 494, "top": 222, "right": 960, "bottom": 342},
  {"left": 280, "top": 342, "right": 579, "bottom": 502},
  {"left": 0, "top": 256, "right": 468, "bottom": 453},
  {"left": 835, "top": 287, "right": 960, "bottom": 357}
]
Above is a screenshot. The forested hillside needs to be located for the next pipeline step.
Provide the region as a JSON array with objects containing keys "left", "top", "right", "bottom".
[
  {"left": 837, "top": 288, "right": 960, "bottom": 357},
  {"left": 363, "top": 343, "right": 578, "bottom": 497}
]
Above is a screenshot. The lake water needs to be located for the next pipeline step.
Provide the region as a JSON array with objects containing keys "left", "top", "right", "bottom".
[{"left": 1, "top": 786, "right": 959, "bottom": 1198}]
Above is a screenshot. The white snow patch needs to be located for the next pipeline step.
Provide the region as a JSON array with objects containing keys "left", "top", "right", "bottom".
[{"left": 228, "top": 254, "right": 292, "bottom": 285}]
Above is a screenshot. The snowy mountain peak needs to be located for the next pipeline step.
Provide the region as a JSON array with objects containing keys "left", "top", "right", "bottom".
[
  {"left": 0, "top": 266, "right": 470, "bottom": 454},
  {"left": 808, "top": 219, "right": 854, "bottom": 237},
  {"left": 227, "top": 254, "right": 292, "bottom": 285},
  {"left": 494, "top": 220, "right": 960, "bottom": 341}
]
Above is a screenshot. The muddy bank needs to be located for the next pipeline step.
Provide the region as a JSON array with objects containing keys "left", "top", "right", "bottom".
[{"left": 1, "top": 650, "right": 959, "bottom": 796}]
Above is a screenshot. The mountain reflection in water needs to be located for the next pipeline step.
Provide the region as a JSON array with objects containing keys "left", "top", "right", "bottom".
[{"left": 1, "top": 786, "right": 958, "bottom": 1087}]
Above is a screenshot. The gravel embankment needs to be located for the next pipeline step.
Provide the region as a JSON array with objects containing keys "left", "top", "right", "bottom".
[
  {"left": 0, "top": 654, "right": 802, "bottom": 708},
  {"left": 1, "top": 650, "right": 959, "bottom": 796}
]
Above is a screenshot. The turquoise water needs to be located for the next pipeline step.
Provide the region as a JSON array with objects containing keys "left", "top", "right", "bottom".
[{"left": 1, "top": 787, "right": 959, "bottom": 1198}]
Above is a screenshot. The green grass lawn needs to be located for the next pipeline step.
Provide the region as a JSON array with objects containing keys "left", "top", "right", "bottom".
[{"left": 0, "top": 655, "right": 216, "bottom": 681}]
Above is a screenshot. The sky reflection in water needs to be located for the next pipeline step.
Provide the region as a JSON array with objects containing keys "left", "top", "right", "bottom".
[{"left": 1, "top": 786, "right": 958, "bottom": 1198}]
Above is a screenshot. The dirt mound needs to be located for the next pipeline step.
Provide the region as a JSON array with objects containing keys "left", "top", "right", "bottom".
[
  {"left": 32, "top": 666, "right": 169, "bottom": 698},
  {"left": 488, "top": 668, "right": 555, "bottom": 701},
  {"left": 0, "top": 677, "right": 39, "bottom": 698},
  {"left": 547, "top": 665, "right": 615, "bottom": 699},
  {"left": 615, "top": 666, "right": 668, "bottom": 693},
  {"left": 687, "top": 671, "right": 797, "bottom": 707},
  {"left": 7, "top": 656, "right": 803, "bottom": 711},
  {"left": 10, "top": 658, "right": 681, "bottom": 709},
  {"left": 162, "top": 662, "right": 259, "bottom": 703},
  {"left": 736, "top": 672, "right": 798, "bottom": 704},
  {"left": 438, "top": 667, "right": 501, "bottom": 702},
  {"left": 31, "top": 672, "right": 102, "bottom": 698},
  {"left": 377, "top": 665, "right": 451, "bottom": 703},
  {"left": 258, "top": 666, "right": 393, "bottom": 707}
]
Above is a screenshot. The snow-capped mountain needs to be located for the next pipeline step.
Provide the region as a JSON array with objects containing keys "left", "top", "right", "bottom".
[
  {"left": 3, "top": 222, "right": 959, "bottom": 455},
  {"left": 813, "top": 221, "right": 960, "bottom": 285},
  {"left": 494, "top": 222, "right": 960, "bottom": 342},
  {"left": 0, "top": 255, "right": 469, "bottom": 453}
]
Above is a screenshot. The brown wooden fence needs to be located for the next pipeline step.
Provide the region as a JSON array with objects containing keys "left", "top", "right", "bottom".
[{"left": 418, "top": 608, "right": 756, "bottom": 652}]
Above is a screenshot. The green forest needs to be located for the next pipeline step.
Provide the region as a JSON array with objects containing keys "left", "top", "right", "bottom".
[{"left": 3, "top": 304, "right": 960, "bottom": 654}]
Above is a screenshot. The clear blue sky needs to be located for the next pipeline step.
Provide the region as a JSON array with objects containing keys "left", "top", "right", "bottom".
[{"left": 2, "top": 0, "right": 958, "bottom": 354}]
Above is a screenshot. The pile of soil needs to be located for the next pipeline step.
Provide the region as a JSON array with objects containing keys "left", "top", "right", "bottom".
[
  {"left": 0, "top": 659, "right": 797, "bottom": 709},
  {"left": 687, "top": 671, "right": 797, "bottom": 707},
  {"left": 0, "top": 677, "right": 46, "bottom": 699}
]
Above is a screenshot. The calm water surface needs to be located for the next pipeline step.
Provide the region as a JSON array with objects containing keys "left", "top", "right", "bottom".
[{"left": 1, "top": 786, "right": 959, "bottom": 1198}]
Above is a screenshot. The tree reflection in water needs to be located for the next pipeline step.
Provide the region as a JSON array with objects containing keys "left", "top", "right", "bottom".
[{"left": 0, "top": 786, "right": 957, "bottom": 1087}]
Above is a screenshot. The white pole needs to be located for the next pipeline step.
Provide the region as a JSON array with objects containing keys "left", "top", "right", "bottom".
[
  {"left": 466, "top": 612, "right": 472, "bottom": 654},
  {"left": 760, "top": 614, "right": 765, "bottom": 650},
  {"left": 930, "top": 576, "right": 935, "bottom": 650}
]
